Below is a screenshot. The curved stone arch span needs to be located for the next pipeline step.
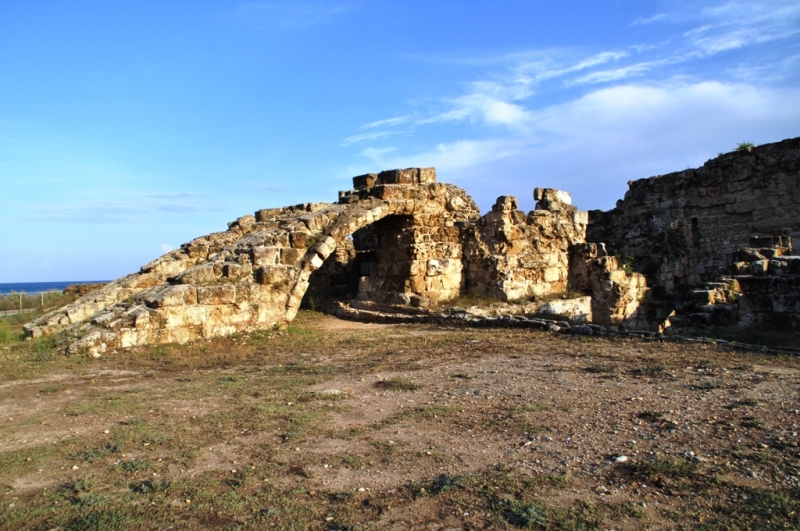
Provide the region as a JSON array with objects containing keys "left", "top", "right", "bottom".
[{"left": 284, "top": 198, "right": 412, "bottom": 321}]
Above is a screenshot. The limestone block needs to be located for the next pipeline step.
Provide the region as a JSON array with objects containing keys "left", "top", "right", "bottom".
[
  {"left": 353, "top": 173, "right": 378, "bottom": 189},
  {"left": 573, "top": 211, "right": 588, "bottom": 225},
  {"left": 236, "top": 214, "right": 256, "bottom": 229},
  {"left": 222, "top": 263, "right": 245, "bottom": 280},
  {"left": 141, "top": 256, "right": 192, "bottom": 278},
  {"left": 426, "top": 259, "right": 444, "bottom": 276},
  {"left": 312, "top": 241, "right": 334, "bottom": 262},
  {"left": 752, "top": 260, "right": 769, "bottom": 275},
  {"left": 493, "top": 196, "right": 518, "bottom": 212},
  {"left": 257, "top": 265, "right": 292, "bottom": 287},
  {"left": 274, "top": 232, "right": 290, "bottom": 247},
  {"left": 418, "top": 167, "right": 437, "bottom": 183},
  {"left": 197, "top": 284, "right": 236, "bottom": 305},
  {"left": 358, "top": 276, "right": 373, "bottom": 292},
  {"left": 543, "top": 267, "right": 563, "bottom": 283},
  {"left": 177, "top": 264, "right": 217, "bottom": 285},
  {"left": 309, "top": 254, "right": 325, "bottom": 269},
  {"left": 377, "top": 168, "right": 414, "bottom": 185},
  {"left": 440, "top": 272, "right": 463, "bottom": 291},
  {"left": 124, "top": 306, "right": 151, "bottom": 330},
  {"left": 185, "top": 244, "right": 209, "bottom": 260},
  {"left": 162, "top": 306, "right": 206, "bottom": 328},
  {"left": 280, "top": 247, "right": 302, "bottom": 265},
  {"left": 251, "top": 246, "right": 280, "bottom": 266},
  {"left": 145, "top": 285, "right": 198, "bottom": 308},
  {"left": 255, "top": 208, "right": 283, "bottom": 222},
  {"left": 290, "top": 231, "right": 309, "bottom": 249}
]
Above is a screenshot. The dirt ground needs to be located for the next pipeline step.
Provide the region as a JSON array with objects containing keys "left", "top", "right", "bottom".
[{"left": 1, "top": 311, "right": 799, "bottom": 530}]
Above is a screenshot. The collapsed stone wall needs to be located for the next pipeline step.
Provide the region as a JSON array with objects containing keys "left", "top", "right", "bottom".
[
  {"left": 463, "top": 189, "right": 587, "bottom": 301},
  {"left": 341, "top": 168, "right": 480, "bottom": 306},
  {"left": 587, "top": 136, "right": 800, "bottom": 331},
  {"left": 587, "top": 137, "right": 800, "bottom": 294}
]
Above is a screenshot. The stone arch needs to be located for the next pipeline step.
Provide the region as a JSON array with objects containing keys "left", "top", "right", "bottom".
[
  {"left": 25, "top": 168, "right": 481, "bottom": 355},
  {"left": 284, "top": 199, "right": 411, "bottom": 320}
]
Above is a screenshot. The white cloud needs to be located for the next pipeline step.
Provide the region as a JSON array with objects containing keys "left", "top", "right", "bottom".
[
  {"left": 570, "top": 62, "right": 656, "bottom": 85},
  {"left": 339, "top": 0, "right": 800, "bottom": 212},
  {"left": 340, "top": 131, "right": 397, "bottom": 145},
  {"left": 360, "top": 146, "right": 397, "bottom": 164},
  {"left": 350, "top": 80, "right": 800, "bottom": 212},
  {"left": 160, "top": 244, "right": 173, "bottom": 253},
  {"left": 362, "top": 116, "right": 410, "bottom": 129}
]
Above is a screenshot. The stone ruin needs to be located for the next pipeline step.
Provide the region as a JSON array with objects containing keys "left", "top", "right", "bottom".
[
  {"left": 587, "top": 136, "right": 800, "bottom": 334},
  {"left": 24, "top": 137, "right": 800, "bottom": 355}
]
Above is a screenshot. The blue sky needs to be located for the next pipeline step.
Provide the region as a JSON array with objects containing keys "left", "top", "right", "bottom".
[{"left": 1, "top": 0, "right": 799, "bottom": 282}]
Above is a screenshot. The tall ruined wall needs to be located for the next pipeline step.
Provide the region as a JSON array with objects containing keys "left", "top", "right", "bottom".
[
  {"left": 587, "top": 137, "right": 800, "bottom": 294},
  {"left": 463, "top": 189, "right": 587, "bottom": 301}
]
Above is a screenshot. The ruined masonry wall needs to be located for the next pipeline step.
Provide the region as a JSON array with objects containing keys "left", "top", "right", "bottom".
[
  {"left": 587, "top": 137, "right": 800, "bottom": 293},
  {"left": 463, "top": 189, "right": 588, "bottom": 301}
]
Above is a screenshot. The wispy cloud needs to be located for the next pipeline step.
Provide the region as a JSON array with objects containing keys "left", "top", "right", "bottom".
[
  {"left": 359, "top": 146, "right": 397, "bottom": 164},
  {"left": 345, "top": 0, "right": 800, "bottom": 151},
  {"left": 340, "top": 131, "right": 397, "bottom": 145},
  {"left": 340, "top": 1, "right": 800, "bottom": 210},
  {"left": 631, "top": 12, "right": 671, "bottom": 26},
  {"left": 361, "top": 116, "right": 410, "bottom": 129}
]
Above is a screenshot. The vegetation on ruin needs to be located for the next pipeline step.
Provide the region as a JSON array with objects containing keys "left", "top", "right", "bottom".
[{"left": 736, "top": 141, "right": 756, "bottom": 152}]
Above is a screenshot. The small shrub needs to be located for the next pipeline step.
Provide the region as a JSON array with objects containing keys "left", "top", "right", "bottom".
[
  {"left": 736, "top": 141, "right": 755, "bottom": 152},
  {"left": 73, "top": 445, "right": 118, "bottom": 462},
  {"left": 118, "top": 459, "right": 153, "bottom": 472},
  {"left": 131, "top": 478, "right": 171, "bottom": 493},
  {"left": 585, "top": 364, "right": 616, "bottom": 374},
  {"left": 634, "top": 455, "right": 697, "bottom": 479},
  {"left": 374, "top": 377, "right": 423, "bottom": 391},
  {"left": 643, "top": 257, "right": 661, "bottom": 275},
  {"left": 614, "top": 253, "right": 635, "bottom": 276},
  {"left": 631, "top": 365, "right": 667, "bottom": 377}
]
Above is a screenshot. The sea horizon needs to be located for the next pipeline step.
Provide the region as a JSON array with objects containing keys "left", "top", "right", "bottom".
[{"left": 0, "top": 281, "right": 109, "bottom": 296}]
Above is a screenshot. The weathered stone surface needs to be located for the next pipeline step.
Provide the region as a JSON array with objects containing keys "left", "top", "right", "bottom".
[
  {"left": 587, "top": 137, "right": 800, "bottom": 331},
  {"left": 24, "top": 169, "right": 481, "bottom": 352},
  {"left": 569, "top": 243, "right": 649, "bottom": 329},
  {"left": 588, "top": 137, "right": 800, "bottom": 292},
  {"left": 463, "top": 191, "right": 587, "bottom": 301}
]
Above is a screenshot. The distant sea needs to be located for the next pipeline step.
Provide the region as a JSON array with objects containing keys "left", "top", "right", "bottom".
[{"left": 0, "top": 281, "right": 109, "bottom": 296}]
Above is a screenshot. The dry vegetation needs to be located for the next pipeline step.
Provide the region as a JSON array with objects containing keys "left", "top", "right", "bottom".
[{"left": 1, "top": 310, "right": 799, "bottom": 530}]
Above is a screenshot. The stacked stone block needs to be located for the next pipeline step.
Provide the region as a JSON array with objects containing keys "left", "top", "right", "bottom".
[
  {"left": 463, "top": 189, "right": 588, "bottom": 301},
  {"left": 348, "top": 169, "right": 480, "bottom": 307}
]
